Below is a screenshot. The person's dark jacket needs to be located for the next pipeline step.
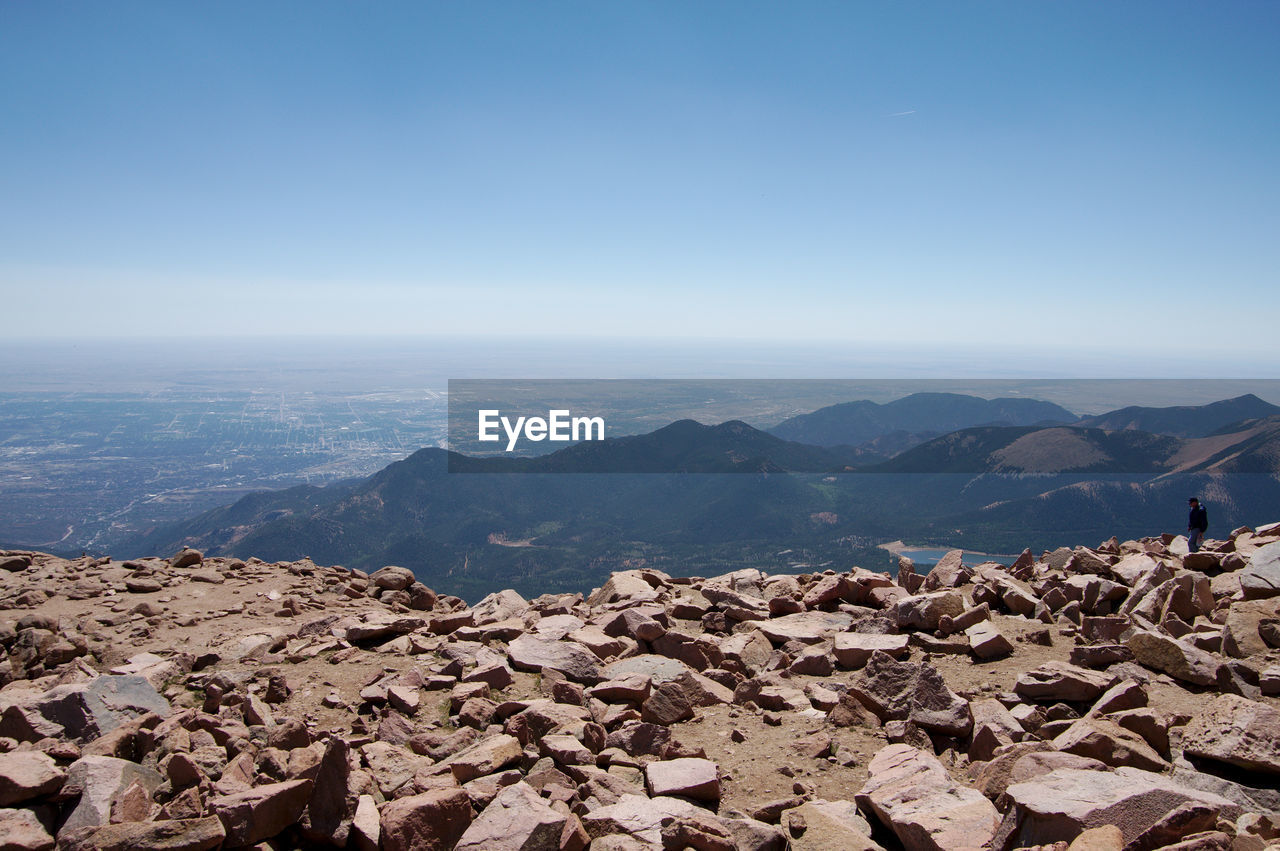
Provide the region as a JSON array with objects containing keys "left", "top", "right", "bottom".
[{"left": 1189, "top": 505, "right": 1208, "bottom": 532}]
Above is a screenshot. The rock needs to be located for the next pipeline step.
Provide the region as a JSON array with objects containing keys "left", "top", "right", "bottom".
[
  {"left": 640, "top": 681, "right": 694, "bottom": 725},
  {"left": 57, "top": 817, "right": 226, "bottom": 851},
  {"left": 352, "top": 794, "right": 380, "bottom": 851},
  {"left": 60, "top": 756, "right": 162, "bottom": 832},
  {"left": 299, "top": 737, "right": 357, "bottom": 845},
  {"left": 381, "top": 787, "right": 474, "bottom": 851},
  {"left": 440, "top": 733, "right": 523, "bottom": 782},
  {"left": 1087, "top": 679, "right": 1147, "bottom": 717},
  {"left": 1003, "top": 767, "right": 1240, "bottom": 846},
  {"left": 644, "top": 758, "right": 720, "bottom": 802},
  {"left": 965, "top": 621, "right": 1013, "bottom": 660},
  {"left": 29, "top": 675, "right": 170, "bottom": 742},
  {"left": 832, "top": 633, "right": 909, "bottom": 668},
  {"left": 1066, "top": 825, "right": 1124, "bottom": 851},
  {"left": 455, "top": 781, "right": 566, "bottom": 851},
  {"left": 855, "top": 744, "right": 999, "bottom": 851},
  {"left": 1051, "top": 718, "right": 1168, "bottom": 771},
  {"left": 782, "top": 799, "right": 884, "bottom": 851},
  {"left": 0, "top": 807, "right": 55, "bottom": 851},
  {"left": 1181, "top": 693, "right": 1280, "bottom": 774},
  {"left": 471, "top": 589, "right": 528, "bottom": 626},
  {"left": 540, "top": 734, "right": 592, "bottom": 766},
  {"left": 923, "top": 550, "right": 971, "bottom": 590},
  {"left": 1125, "top": 630, "right": 1223, "bottom": 686},
  {"left": 1014, "top": 662, "right": 1115, "bottom": 703},
  {"left": 370, "top": 565, "right": 416, "bottom": 591},
  {"left": 1125, "top": 802, "right": 1219, "bottom": 851},
  {"left": 603, "top": 655, "right": 692, "bottom": 685},
  {"left": 968, "top": 745, "right": 1103, "bottom": 800},
  {"left": 210, "top": 779, "right": 313, "bottom": 847},
  {"left": 1222, "top": 600, "right": 1279, "bottom": 658},
  {"left": 507, "top": 635, "right": 602, "bottom": 683},
  {"left": 0, "top": 752, "right": 64, "bottom": 806},
  {"left": 847, "top": 651, "right": 972, "bottom": 736},
  {"left": 362, "top": 741, "right": 434, "bottom": 797},
  {"left": 587, "top": 674, "right": 653, "bottom": 704},
  {"left": 660, "top": 814, "right": 735, "bottom": 851},
  {"left": 1240, "top": 541, "right": 1280, "bottom": 598},
  {"left": 892, "top": 591, "right": 965, "bottom": 632},
  {"left": 588, "top": 571, "right": 660, "bottom": 607},
  {"left": 755, "top": 611, "right": 852, "bottom": 644},
  {"left": 169, "top": 548, "right": 204, "bottom": 568},
  {"left": 581, "top": 794, "right": 704, "bottom": 846}
]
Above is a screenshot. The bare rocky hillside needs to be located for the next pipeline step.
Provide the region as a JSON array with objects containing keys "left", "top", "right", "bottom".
[{"left": 3, "top": 523, "right": 1280, "bottom": 850}]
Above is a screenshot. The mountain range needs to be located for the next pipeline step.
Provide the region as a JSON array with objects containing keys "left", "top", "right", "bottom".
[{"left": 124, "top": 394, "right": 1280, "bottom": 601}]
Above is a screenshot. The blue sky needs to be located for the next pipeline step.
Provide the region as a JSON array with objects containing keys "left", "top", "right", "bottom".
[{"left": 2, "top": 2, "right": 1278, "bottom": 366}]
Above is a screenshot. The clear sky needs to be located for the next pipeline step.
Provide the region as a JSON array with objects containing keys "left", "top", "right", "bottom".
[{"left": 2, "top": 2, "right": 1278, "bottom": 368}]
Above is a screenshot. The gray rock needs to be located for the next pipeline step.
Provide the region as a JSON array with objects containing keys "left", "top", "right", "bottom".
[
  {"left": 30, "top": 675, "right": 170, "bottom": 742},
  {"left": 507, "top": 635, "right": 602, "bottom": 683},
  {"left": 60, "top": 756, "right": 162, "bottom": 832},
  {"left": 1241, "top": 541, "right": 1280, "bottom": 599}
]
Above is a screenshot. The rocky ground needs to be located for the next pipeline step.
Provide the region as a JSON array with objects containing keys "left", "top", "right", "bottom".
[{"left": 2, "top": 525, "right": 1280, "bottom": 850}]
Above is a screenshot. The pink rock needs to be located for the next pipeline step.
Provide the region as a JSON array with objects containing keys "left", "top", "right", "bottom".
[
  {"left": 1004, "top": 767, "right": 1240, "bottom": 846},
  {"left": 1181, "top": 693, "right": 1280, "bottom": 774},
  {"left": 0, "top": 751, "right": 64, "bottom": 807},
  {"left": 380, "top": 787, "right": 474, "bottom": 851},
  {"left": 1014, "top": 662, "right": 1116, "bottom": 702},
  {"left": 455, "top": 781, "right": 566, "bottom": 851},
  {"left": 644, "top": 758, "right": 721, "bottom": 802},
  {"left": 833, "top": 633, "right": 909, "bottom": 668},
  {"left": 856, "top": 744, "right": 999, "bottom": 851},
  {"left": 210, "top": 779, "right": 313, "bottom": 847},
  {"left": 0, "top": 807, "right": 54, "bottom": 851}
]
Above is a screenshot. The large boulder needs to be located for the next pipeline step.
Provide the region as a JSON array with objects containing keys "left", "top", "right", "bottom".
[
  {"left": 1003, "top": 767, "right": 1240, "bottom": 846},
  {"left": 210, "top": 779, "right": 314, "bottom": 848},
  {"left": 57, "top": 817, "right": 226, "bottom": 851},
  {"left": 833, "top": 633, "right": 909, "bottom": 669},
  {"left": 644, "top": 758, "right": 720, "bottom": 802},
  {"left": 847, "top": 652, "right": 972, "bottom": 737},
  {"left": 781, "top": 799, "right": 883, "bottom": 851},
  {"left": 1221, "top": 600, "right": 1280, "bottom": 658},
  {"left": 0, "top": 751, "right": 64, "bottom": 806},
  {"left": 856, "top": 744, "right": 999, "bottom": 851},
  {"left": 60, "top": 756, "right": 162, "bottom": 832},
  {"left": 1125, "top": 631, "right": 1222, "bottom": 687},
  {"left": 471, "top": 589, "right": 528, "bottom": 625},
  {"left": 27, "top": 676, "right": 169, "bottom": 742},
  {"left": 582, "top": 793, "right": 704, "bottom": 846},
  {"left": 892, "top": 592, "right": 965, "bottom": 632},
  {"left": 755, "top": 611, "right": 852, "bottom": 644},
  {"left": 455, "top": 782, "right": 566, "bottom": 851},
  {"left": 0, "top": 806, "right": 55, "bottom": 851},
  {"left": 381, "top": 787, "right": 474, "bottom": 851},
  {"left": 1180, "top": 694, "right": 1280, "bottom": 774},
  {"left": 1051, "top": 718, "right": 1167, "bottom": 772},
  {"left": 507, "top": 635, "right": 602, "bottom": 683},
  {"left": 1240, "top": 541, "right": 1280, "bottom": 599},
  {"left": 1014, "top": 663, "right": 1116, "bottom": 703}
]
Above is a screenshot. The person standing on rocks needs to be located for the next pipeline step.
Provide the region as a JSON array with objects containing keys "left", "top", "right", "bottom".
[{"left": 1187, "top": 497, "right": 1208, "bottom": 553}]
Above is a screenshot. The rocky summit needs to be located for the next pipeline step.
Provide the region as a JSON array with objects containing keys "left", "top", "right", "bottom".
[{"left": 3, "top": 527, "right": 1280, "bottom": 851}]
